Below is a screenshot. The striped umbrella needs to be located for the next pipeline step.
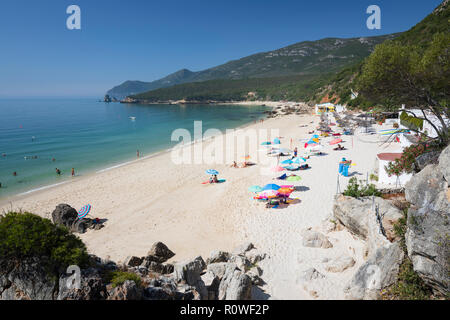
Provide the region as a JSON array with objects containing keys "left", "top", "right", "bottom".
[
  {"left": 78, "top": 204, "right": 91, "bottom": 220},
  {"left": 256, "top": 189, "right": 279, "bottom": 199}
]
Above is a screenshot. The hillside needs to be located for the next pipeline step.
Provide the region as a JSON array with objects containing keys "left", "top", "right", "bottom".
[
  {"left": 107, "top": 34, "right": 396, "bottom": 99},
  {"left": 130, "top": 74, "right": 330, "bottom": 103},
  {"left": 316, "top": 0, "right": 450, "bottom": 109}
]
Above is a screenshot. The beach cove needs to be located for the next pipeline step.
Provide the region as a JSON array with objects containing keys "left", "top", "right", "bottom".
[{"left": 0, "top": 105, "right": 401, "bottom": 299}]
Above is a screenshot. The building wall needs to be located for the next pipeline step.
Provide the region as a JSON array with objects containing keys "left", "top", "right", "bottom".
[{"left": 378, "top": 159, "right": 413, "bottom": 186}]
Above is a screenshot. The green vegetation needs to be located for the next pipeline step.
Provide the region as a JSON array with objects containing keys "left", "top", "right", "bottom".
[
  {"left": 400, "top": 111, "right": 424, "bottom": 131},
  {"left": 110, "top": 34, "right": 394, "bottom": 99},
  {"left": 384, "top": 209, "right": 433, "bottom": 300},
  {"left": 131, "top": 74, "right": 330, "bottom": 102},
  {"left": 105, "top": 271, "right": 142, "bottom": 288},
  {"left": 317, "top": 1, "right": 450, "bottom": 120},
  {"left": 0, "top": 212, "right": 89, "bottom": 273},
  {"left": 343, "top": 177, "right": 381, "bottom": 198},
  {"left": 385, "top": 144, "right": 430, "bottom": 176}
]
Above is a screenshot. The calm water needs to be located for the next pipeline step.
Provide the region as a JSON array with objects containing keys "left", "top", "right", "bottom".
[{"left": 0, "top": 98, "right": 269, "bottom": 198}]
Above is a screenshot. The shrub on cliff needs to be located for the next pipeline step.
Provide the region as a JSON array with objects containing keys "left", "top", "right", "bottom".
[
  {"left": 0, "top": 212, "right": 89, "bottom": 273},
  {"left": 343, "top": 177, "right": 381, "bottom": 198},
  {"left": 104, "top": 271, "right": 142, "bottom": 288}
]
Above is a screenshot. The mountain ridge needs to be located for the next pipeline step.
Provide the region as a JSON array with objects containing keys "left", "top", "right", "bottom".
[{"left": 107, "top": 33, "right": 397, "bottom": 99}]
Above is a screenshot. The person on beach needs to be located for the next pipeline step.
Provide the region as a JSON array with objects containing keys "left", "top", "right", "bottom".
[
  {"left": 71, "top": 168, "right": 75, "bottom": 177},
  {"left": 230, "top": 161, "right": 238, "bottom": 168},
  {"left": 137, "top": 150, "right": 140, "bottom": 158},
  {"left": 293, "top": 147, "right": 298, "bottom": 158},
  {"left": 213, "top": 175, "right": 218, "bottom": 183},
  {"left": 55, "top": 168, "right": 61, "bottom": 175}
]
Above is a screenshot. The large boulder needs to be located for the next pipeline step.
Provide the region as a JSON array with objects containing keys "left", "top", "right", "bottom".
[
  {"left": 404, "top": 146, "right": 450, "bottom": 296},
  {"left": 51, "top": 204, "right": 78, "bottom": 229},
  {"left": 206, "top": 250, "right": 230, "bottom": 264},
  {"left": 218, "top": 264, "right": 252, "bottom": 300},
  {"left": 174, "top": 256, "right": 206, "bottom": 286},
  {"left": 0, "top": 257, "right": 57, "bottom": 300},
  {"left": 333, "top": 195, "right": 403, "bottom": 241},
  {"left": 58, "top": 267, "right": 107, "bottom": 300},
  {"left": 345, "top": 241, "right": 404, "bottom": 299},
  {"left": 147, "top": 242, "right": 175, "bottom": 263}
]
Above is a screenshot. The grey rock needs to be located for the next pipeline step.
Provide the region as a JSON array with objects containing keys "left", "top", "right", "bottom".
[
  {"left": 174, "top": 256, "right": 206, "bottom": 286},
  {"left": 107, "top": 280, "right": 143, "bottom": 300},
  {"left": 218, "top": 264, "right": 252, "bottom": 300},
  {"left": 58, "top": 268, "right": 106, "bottom": 300},
  {"left": 404, "top": 146, "right": 450, "bottom": 296},
  {"left": 345, "top": 241, "right": 404, "bottom": 299},
  {"left": 301, "top": 230, "right": 333, "bottom": 248},
  {"left": 0, "top": 257, "right": 57, "bottom": 300},
  {"left": 229, "top": 255, "right": 252, "bottom": 272},
  {"left": 206, "top": 250, "right": 231, "bottom": 264},
  {"left": 206, "top": 262, "right": 232, "bottom": 280},
  {"left": 147, "top": 261, "right": 174, "bottom": 275},
  {"left": 414, "top": 151, "right": 440, "bottom": 171},
  {"left": 333, "top": 195, "right": 403, "bottom": 241},
  {"left": 147, "top": 242, "right": 175, "bottom": 263},
  {"left": 125, "top": 256, "right": 143, "bottom": 267},
  {"left": 325, "top": 256, "right": 356, "bottom": 273},
  {"left": 244, "top": 249, "right": 267, "bottom": 264},
  {"left": 51, "top": 204, "right": 78, "bottom": 229}
]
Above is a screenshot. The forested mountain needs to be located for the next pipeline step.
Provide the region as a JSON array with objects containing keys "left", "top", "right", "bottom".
[{"left": 107, "top": 34, "right": 396, "bottom": 99}]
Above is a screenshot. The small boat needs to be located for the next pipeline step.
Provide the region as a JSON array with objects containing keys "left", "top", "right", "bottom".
[{"left": 129, "top": 116, "right": 136, "bottom": 121}]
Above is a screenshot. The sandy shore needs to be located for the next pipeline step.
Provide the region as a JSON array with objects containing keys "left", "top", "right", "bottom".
[{"left": 0, "top": 109, "right": 400, "bottom": 299}]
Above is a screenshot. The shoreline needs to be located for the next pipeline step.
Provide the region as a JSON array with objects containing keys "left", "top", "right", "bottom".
[
  {"left": 1, "top": 109, "right": 402, "bottom": 299},
  {"left": 0, "top": 103, "right": 275, "bottom": 205}
]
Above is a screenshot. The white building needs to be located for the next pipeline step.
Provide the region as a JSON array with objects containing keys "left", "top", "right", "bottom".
[{"left": 376, "top": 153, "right": 413, "bottom": 186}]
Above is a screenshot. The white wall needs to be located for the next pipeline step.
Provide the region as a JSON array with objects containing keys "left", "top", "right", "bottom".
[{"left": 378, "top": 159, "right": 413, "bottom": 186}]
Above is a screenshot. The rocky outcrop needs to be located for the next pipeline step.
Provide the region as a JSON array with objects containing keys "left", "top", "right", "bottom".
[
  {"left": 0, "top": 257, "right": 58, "bottom": 300},
  {"left": 404, "top": 145, "right": 450, "bottom": 296},
  {"left": 1, "top": 239, "right": 266, "bottom": 300},
  {"left": 58, "top": 268, "right": 107, "bottom": 300},
  {"left": 333, "top": 195, "right": 403, "bottom": 242},
  {"left": 218, "top": 264, "right": 252, "bottom": 300},
  {"left": 345, "top": 241, "right": 404, "bottom": 299}
]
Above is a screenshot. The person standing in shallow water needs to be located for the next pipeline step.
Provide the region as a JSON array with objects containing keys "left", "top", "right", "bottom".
[
  {"left": 55, "top": 168, "right": 61, "bottom": 175},
  {"left": 71, "top": 168, "right": 75, "bottom": 177},
  {"left": 137, "top": 150, "right": 140, "bottom": 158}
]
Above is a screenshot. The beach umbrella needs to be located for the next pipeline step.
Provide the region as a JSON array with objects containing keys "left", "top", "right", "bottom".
[
  {"left": 329, "top": 138, "right": 342, "bottom": 145},
  {"left": 270, "top": 166, "right": 286, "bottom": 172},
  {"left": 273, "top": 138, "right": 281, "bottom": 144},
  {"left": 277, "top": 187, "right": 293, "bottom": 196},
  {"left": 248, "top": 185, "right": 263, "bottom": 193},
  {"left": 286, "top": 175, "right": 301, "bottom": 182},
  {"left": 256, "top": 189, "right": 279, "bottom": 199},
  {"left": 281, "top": 159, "right": 293, "bottom": 165},
  {"left": 78, "top": 204, "right": 91, "bottom": 220},
  {"left": 206, "top": 169, "right": 219, "bottom": 175},
  {"left": 262, "top": 183, "right": 281, "bottom": 191},
  {"left": 242, "top": 155, "right": 251, "bottom": 160},
  {"left": 292, "top": 157, "right": 306, "bottom": 164}
]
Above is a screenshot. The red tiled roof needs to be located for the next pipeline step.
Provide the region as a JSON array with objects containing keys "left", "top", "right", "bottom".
[{"left": 377, "top": 153, "right": 403, "bottom": 161}]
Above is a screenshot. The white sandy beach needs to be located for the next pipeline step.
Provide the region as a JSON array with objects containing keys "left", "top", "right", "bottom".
[{"left": 0, "top": 108, "right": 400, "bottom": 299}]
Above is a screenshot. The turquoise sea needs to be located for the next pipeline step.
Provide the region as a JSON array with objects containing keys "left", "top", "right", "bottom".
[{"left": 0, "top": 98, "right": 269, "bottom": 199}]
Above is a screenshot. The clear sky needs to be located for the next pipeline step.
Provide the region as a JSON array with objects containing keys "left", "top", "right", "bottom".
[{"left": 0, "top": 0, "right": 443, "bottom": 97}]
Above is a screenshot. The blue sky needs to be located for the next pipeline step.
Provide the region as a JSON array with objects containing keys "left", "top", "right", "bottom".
[{"left": 0, "top": 0, "right": 443, "bottom": 97}]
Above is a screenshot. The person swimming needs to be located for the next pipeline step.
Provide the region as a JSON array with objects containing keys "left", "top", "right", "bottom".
[{"left": 55, "top": 168, "right": 61, "bottom": 175}]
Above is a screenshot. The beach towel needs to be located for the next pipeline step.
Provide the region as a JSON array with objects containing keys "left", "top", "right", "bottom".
[{"left": 277, "top": 173, "right": 287, "bottom": 180}]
